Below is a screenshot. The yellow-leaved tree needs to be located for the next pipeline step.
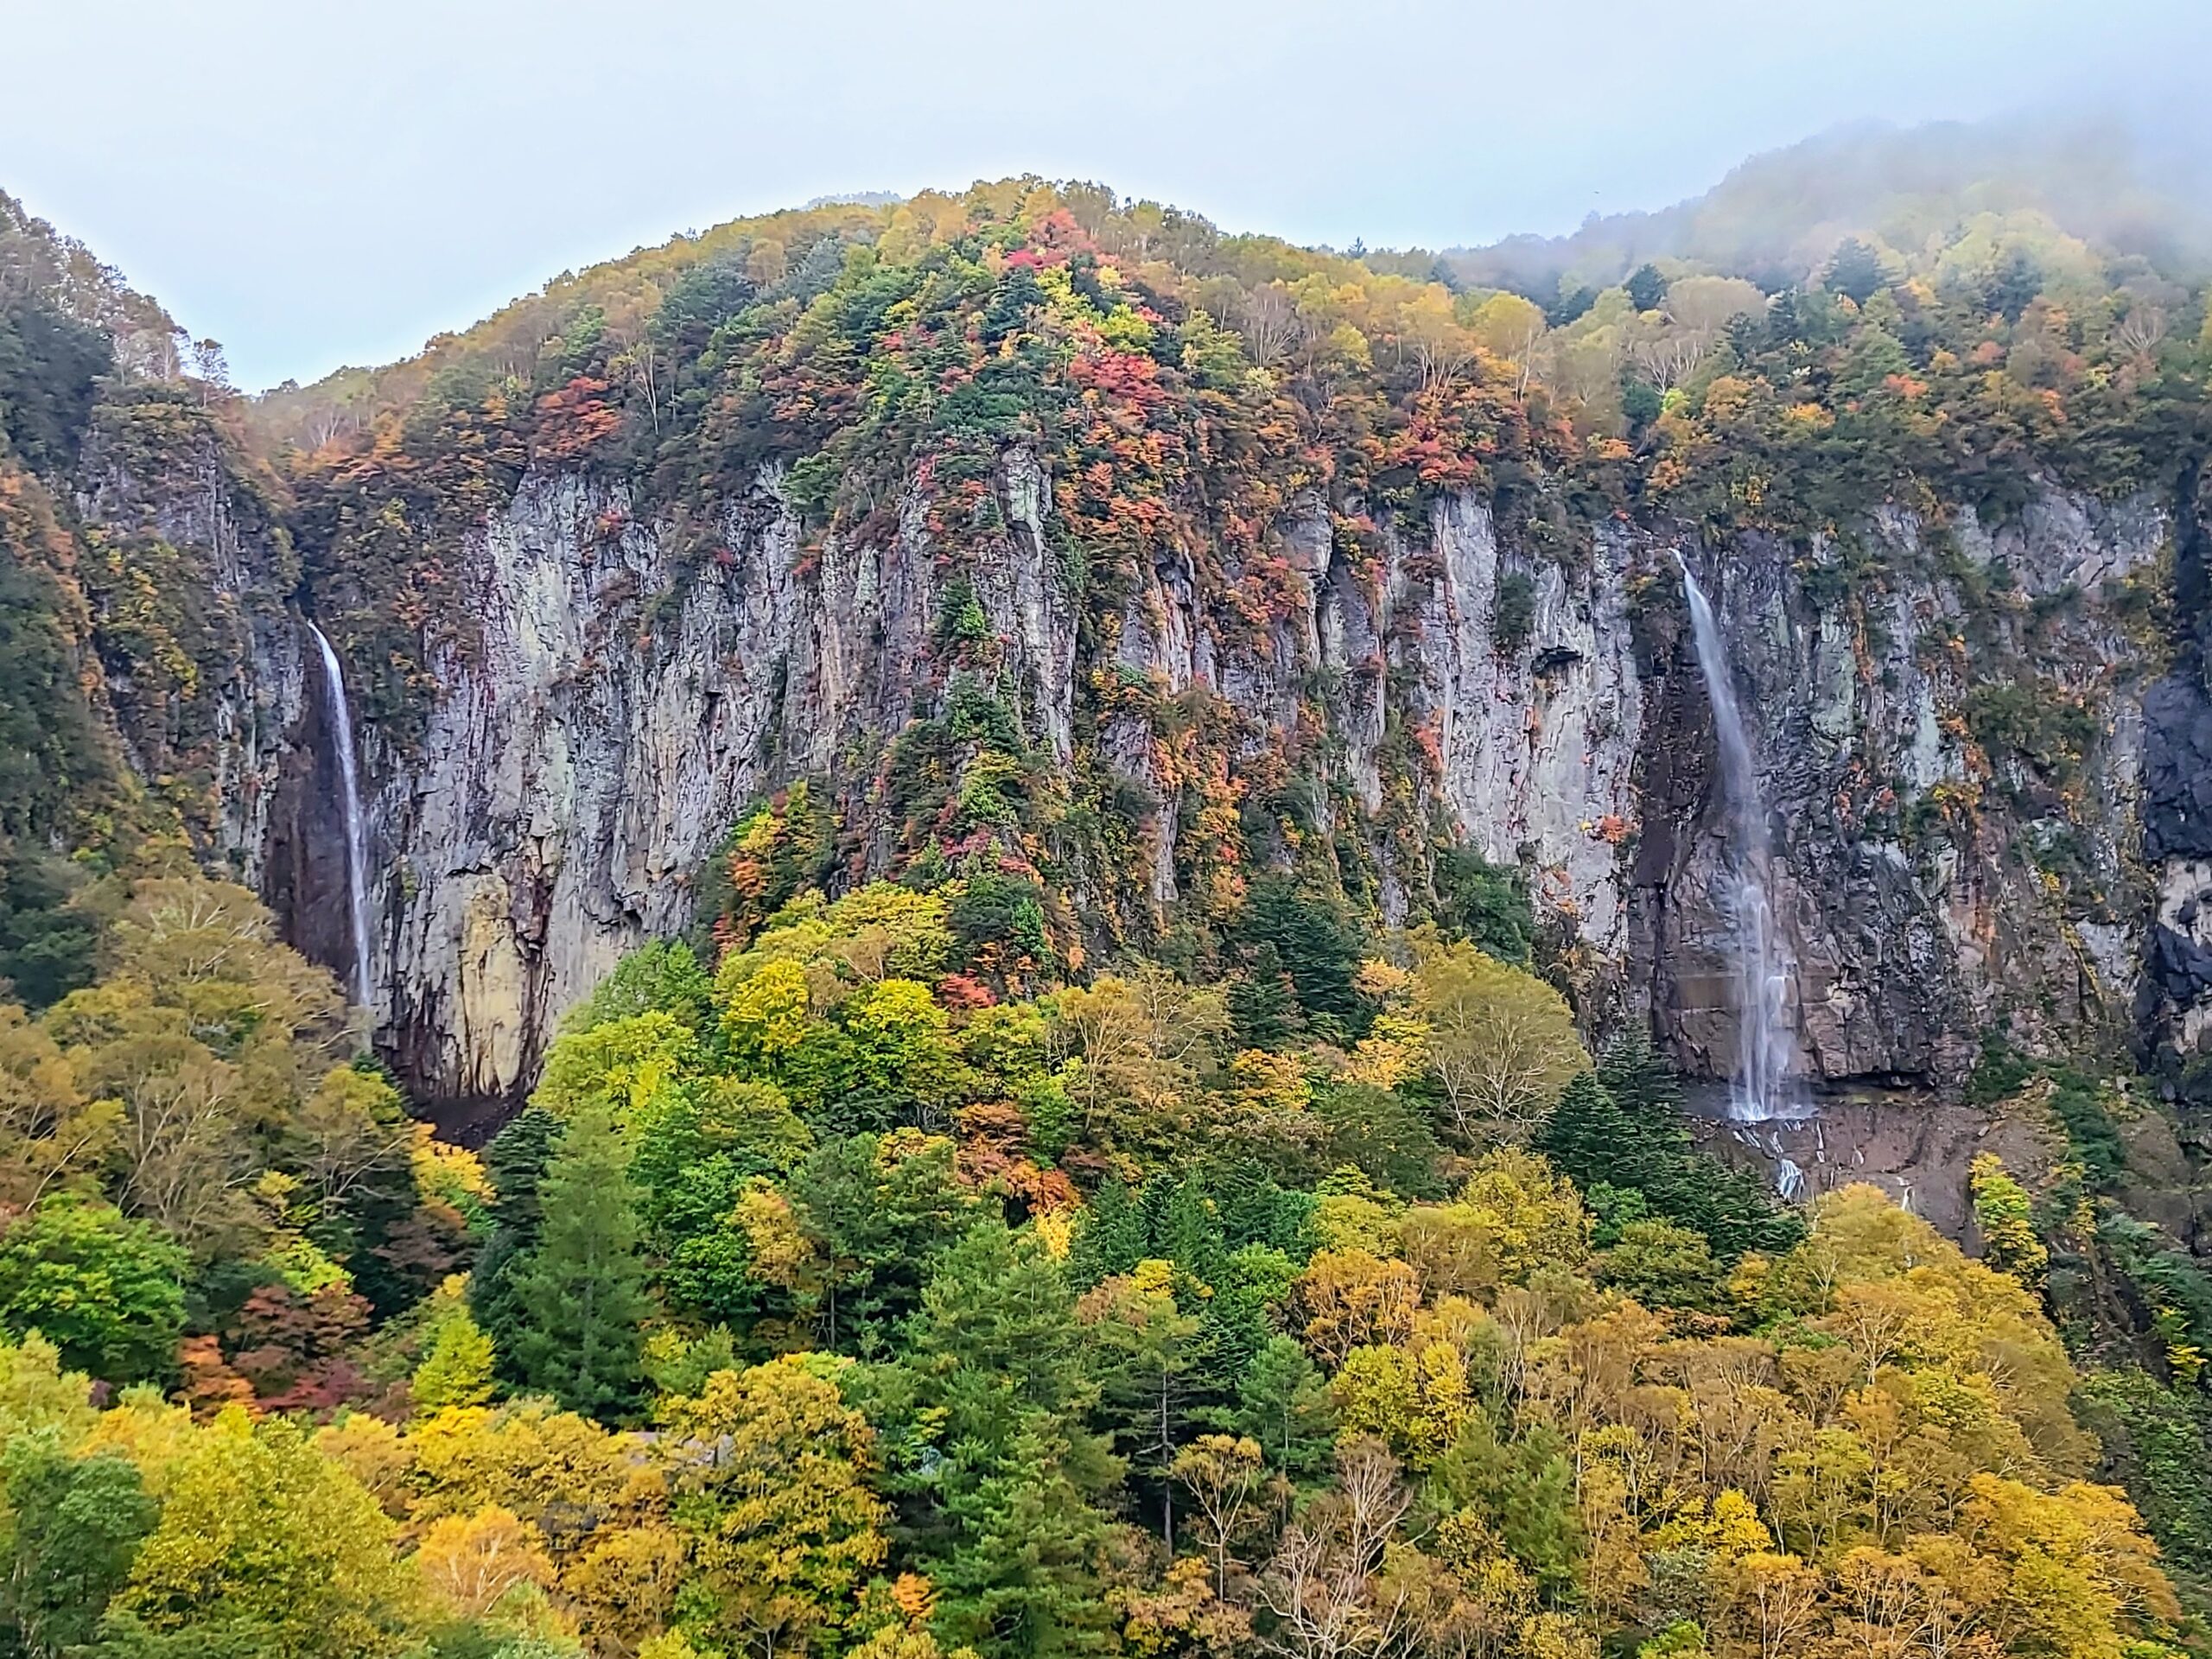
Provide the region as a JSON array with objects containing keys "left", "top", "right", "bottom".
[
  {"left": 657, "top": 1354, "right": 891, "bottom": 1658},
  {"left": 109, "top": 1408, "right": 417, "bottom": 1658},
  {"left": 1408, "top": 939, "right": 1585, "bottom": 1145}
]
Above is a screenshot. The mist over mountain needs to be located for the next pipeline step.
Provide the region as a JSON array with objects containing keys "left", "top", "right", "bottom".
[{"left": 1441, "top": 113, "right": 2212, "bottom": 302}]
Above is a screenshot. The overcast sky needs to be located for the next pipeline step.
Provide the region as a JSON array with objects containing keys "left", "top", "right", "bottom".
[{"left": 6, "top": 0, "right": 2206, "bottom": 389}]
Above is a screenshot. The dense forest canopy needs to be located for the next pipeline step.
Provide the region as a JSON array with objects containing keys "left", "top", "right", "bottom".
[
  {"left": 0, "top": 116, "right": 2210, "bottom": 1659},
  {"left": 0, "top": 861, "right": 2197, "bottom": 1659}
]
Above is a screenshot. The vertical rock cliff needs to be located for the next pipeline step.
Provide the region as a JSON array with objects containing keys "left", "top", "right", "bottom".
[
  {"left": 71, "top": 396, "right": 308, "bottom": 887},
  {"left": 2137, "top": 467, "right": 2212, "bottom": 1098},
  {"left": 1637, "top": 492, "right": 2167, "bottom": 1089},
  {"left": 281, "top": 448, "right": 2187, "bottom": 1121}
]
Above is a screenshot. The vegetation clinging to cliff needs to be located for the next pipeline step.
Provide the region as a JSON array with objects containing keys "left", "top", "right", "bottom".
[
  {"left": 274, "top": 157, "right": 2211, "bottom": 716},
  {"left": 247, "top": 158, "right": 2212, "bottom": 991}
]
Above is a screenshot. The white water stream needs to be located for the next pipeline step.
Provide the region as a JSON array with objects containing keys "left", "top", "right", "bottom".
[
  {"left": 309, "top": 624, "right": 374, "bottom": 1012},
  {"left": 1677, "top": 558, "right": 1800, "bottom": 1121}
]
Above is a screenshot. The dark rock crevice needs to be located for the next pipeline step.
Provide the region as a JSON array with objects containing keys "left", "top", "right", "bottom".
[{"left": 2136, "top": 453, "right": 2212, "bottom": 1106}]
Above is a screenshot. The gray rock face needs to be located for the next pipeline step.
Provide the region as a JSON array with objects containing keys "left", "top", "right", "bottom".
[
  {"left": 73, "top": 412, "right": 307, "bottom": 887},
  {"left": 1101, "top": 490, "right": 1643, "bottom": 957},
  {"left": 232, "top": 449, "right": 2184, "bottom": 1112},
  {"left": 1414, "top": 499, "right": 1643, "bottom": 963},
  {"left": 363, "top": 469, "right": 795, "bottom": 1103},
  {"left": 1637, "top": 495, "right": 2164, "bottom": 1090},
  {"left": 2142, "top": 675, "right": 2212, "bottom": 862},
  {"left": 2134, "top": 480, "right": 2212, "bottom": 1090},
  {"left": 355, "top": 460, "right": 1079, "bottom": 1106}
]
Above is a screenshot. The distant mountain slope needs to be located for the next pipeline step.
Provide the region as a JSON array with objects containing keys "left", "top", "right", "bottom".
[{"left": 1443, "top": 115, "right": 2212, "bottom": 302}]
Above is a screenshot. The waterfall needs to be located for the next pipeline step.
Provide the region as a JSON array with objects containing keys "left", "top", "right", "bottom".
[
  {"left": 308, "top": 624, "right": 374, "bottom": 1013},
  {"left": 1676, "top": 557, "right": 1799, "bottom": 1121}
]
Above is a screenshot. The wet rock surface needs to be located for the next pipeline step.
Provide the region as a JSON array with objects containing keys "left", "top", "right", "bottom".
[
  {"left": 1636, "top": 495, "right": 2160, "bottom": 1092},
  {"left": 1685, "top": 1085, "right": 2064, "bottom": 1243}
]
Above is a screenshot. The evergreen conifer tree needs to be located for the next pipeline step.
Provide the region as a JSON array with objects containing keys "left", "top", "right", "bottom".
[{"left": 506, "top": 1106, "right": 650, "bottom": 1418}]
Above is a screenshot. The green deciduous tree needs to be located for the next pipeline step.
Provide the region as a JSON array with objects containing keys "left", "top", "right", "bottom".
[
  {"left": 0, "top": 1197, "right": 185, "bottom": 1384},
  {"left": 1595, "top": 1219, "right": 1724, "bottom": 1314},
  {"left": 568, "top": 939, "right": 715, "bottom": 1036},
  {"left": 1968, "top": 1153, "right": 2047, "bottom": 1288},
  {"left": 1316, "top": 1082, "right": 1443, "bottom": 1200},
  {"left": 533, "top": 1011, "right": 696, "bottom": 1125},
  {"left": 0, "top": 1433, "right": 160, "bottom": 1657},
  {"left": 412, "top": 1285, "right": 497, "bottom": 1414},
  {"left": 785, "top": 1131, "right": 976, "bottom": 1351},
  {"left": 0, "top": 1005, "right": 117, "bottom": 1206}
]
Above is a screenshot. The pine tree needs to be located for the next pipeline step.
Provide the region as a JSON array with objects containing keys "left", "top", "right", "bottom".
[
  {"left": 506, "top": 1106, "right": 650, "bottom": 1418},
  {"left": 1535, "top": 1058, "right": 1803, "bottom": 1260},
  {"left": 1226, "top": 1334, "right": 1336, "bottom": 1480},
  {"left": 1077, "top": 1263, "right": 1202, "bottom": 1547},
  {"left": 1236, "top": 874, "right": 1369, "bottom": 1036},
  {"left": 1597, "top": 1034, "right": 1686, "bottom": 1122},
  {"left": 1821, "top": 237, "right": 1887, "bottom": 306},
  {"left": 1626, "top": 262, "right": 1669, "bottom": 313},
  {"left": 1066, "top": 1178, "right": 1146, "bottom": 1290},
  {"left": 891, "top": 1223, "right": 1121, "bottom": 1659},
  {"left": 470, "top": 1104, "right": 564, "bottom": 1381},
  {"left": 1152, "top": 1174, "right": 1228, "bottom": 1289}
]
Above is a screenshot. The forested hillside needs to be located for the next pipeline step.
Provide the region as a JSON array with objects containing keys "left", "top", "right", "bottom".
[
  {"left": 0, "top": 862, "right": 2196, "bottom": 1659},
  {"left": 0, "top": 189, "right": 298, "bottom": 1005},
  {"left": 2, "top": 118, "right": 2212, "bottom": 1658}
]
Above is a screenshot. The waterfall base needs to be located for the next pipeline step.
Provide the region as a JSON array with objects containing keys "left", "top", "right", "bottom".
[{"left": 1680, "top": 1084, "right": 2053, "bottom": 1236}]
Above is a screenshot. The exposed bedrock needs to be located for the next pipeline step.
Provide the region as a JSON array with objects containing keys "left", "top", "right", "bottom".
[{"left": 231, "top": 451, "right": 2194, "bottom": 1121}]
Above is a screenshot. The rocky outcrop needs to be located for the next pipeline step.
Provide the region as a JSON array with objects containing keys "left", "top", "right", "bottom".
[
  {"left": 363, "top": 470, "right": 796, "bottom": 1104},
  {"left": 1637, "top": 494, "right": 2164, "bottom": 1089},
  {"left": 254, "top": 446, "right": 2184, "bottom": 1115},
  {"left": 2135, "top": 467, "right": 2212, "bottom": 1096},
  {"left": 73, "top": 404, "right": 307, "bottom": 883},
  {"left": 354, "top": 459, "right": 1079, "bottom": 1106},
  {"left": 1097, "top": 489, "right": 1642, "bottom": 947},
  {"left": 1412, "top": 498, "right": 1643, "bottom": 961}
]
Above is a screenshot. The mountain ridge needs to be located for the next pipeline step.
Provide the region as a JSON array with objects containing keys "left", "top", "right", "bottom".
[{"left": 3, "top": 115, "right": 2212, "bottom": 1651}]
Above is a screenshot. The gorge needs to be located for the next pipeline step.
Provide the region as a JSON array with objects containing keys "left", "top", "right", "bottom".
[
  {"left": 6, "top": 111, "right": 2212, "bottom": 1657},
  {"left": 8, "top": 139, "right": 2205, "bottom": 1205}
]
